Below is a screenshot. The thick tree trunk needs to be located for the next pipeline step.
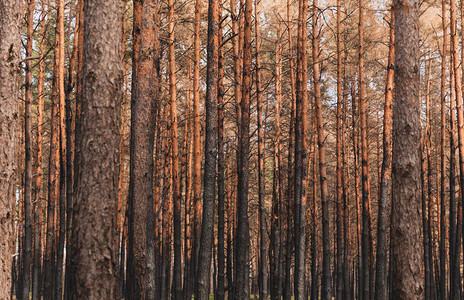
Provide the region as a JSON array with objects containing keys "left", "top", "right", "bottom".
[
  {"left": 374, "top": 10, "right": 394, "bottom": 300},
  {"left": 127, "top": 0, "right": 159, "bottom": 297},
  {"left": 391, "top": 0, "right": 423, "bottom": 298},
  {"left": 195, "top": 0, "right": 219, "bottom": 297},
  {"left": 70, "top": 0, "right": 124, "bottom": 297},
  {"left": 0, "top": 0, "right": 21, "bottom": 296}
]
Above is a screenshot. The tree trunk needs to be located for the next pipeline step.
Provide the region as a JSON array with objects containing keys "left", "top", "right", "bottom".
[
  {"left": 22, "top": 1, "right": 35, "bottom": 298},
  {"left": 55, "top": 0, "right": 67, "bottom": 296},
  {"left": 335, "top": 0, "right": 343, "bottom": 297},
  {"left": 270, "top": 20, "right": 283, "bottom": 300},
  {"left": 45, "top": 23, "right": 61, "bottom": 300},
  {"left": 32, "top": 3, "right": 47, "bottom": 299},
  {"left": 234, "top": 0, "right": 252, "bottom": 297},
  {"left": 195, "top": 0, "right": 219, "bottom": 296},
  {"left": 216, "top": 6, "right": 225, "bottom": 299},
  {"left": 312, "top": 1, "right": 331, "bottom": 299},
  {"left": 126, "top": 0, "right": 159, "bottom": 297},
  {"left": 0, "top": 0, "right": 21, "bottom": 296},
  {"left": 391, "top": 0, "right": 423, "bottom": 298},
  {"left": 191, "top": 0, "right": 202, "bottom": 293},
  {"left": 285, "top": 0, "right": 296, "bottom": 297},
  {"left": 439, "top": 0, "right": 448, "bottom": 298},
  {"left": 255, "top": 1, "right": 268, "bottom": 299},
  {"left": 374, "top": 10, "right": 394, "bottom": 300},
  {"left": 358, "top": 0, "right": 373, "bottom": 298},
  {"left": 70, "top": 0, "right": 124, "bottom": 297},
  {"left": 167, "top": 0, "right": 182, "bottom": 297}
]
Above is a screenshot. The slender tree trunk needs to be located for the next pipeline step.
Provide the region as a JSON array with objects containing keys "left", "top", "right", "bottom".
[
  {"left": 192, "top": 0, "right": 202, "bottom": 292},
  {"left": 312, "top": 1, "right": 331, "bottom": 299},
  {"left": 126, "top": 0, "right": 159, "bottom": 297},
  {"left": 216, "top": 7, "right": 225, "bottom": 299},
  {"left": 285, "top": 0, "right": 296, "bottom": 297},
  {"left": 449, "top": 63, "right": 459, "bottom": 299},
  {"left": 310, "top": 139, "right": 319, "bottom": 300},
  {"left": 335, "top": 1, "right": 344, "bottom": 298},
  {"left": 439, "top": 1, "right": 448, "bottom": 298},
  {"left": 195, "top": 0, "right": 219, "bottom": 296},
  {"left": 66, "top": 0, "right": 84, "bottom": 295},
  {"left": 32, "top": 3, "right": 47, "bottom": 299},
  {"left": 294, "top": 0, "right": 309, "bottom": 298},
  {"left": 254, "top": 1, "right": 268, "bottom": 299},
  {"left": 234, "top": 0, "right": 252, "bottom": 297},
  {"left": 63, "top": 6, "right": 80, "bottom": 298},
  {"left": 45, "top": 24, "right": 61, "bottom": 300},
  {"left": 270, "top": 20, "right": 283, "bottom": 300},
  {"left": 167, "top": 0, "right": 182, "bottom": 297},
  {"left": 421, "top": 134, "right": 432, "bottom": 300},
  {"left": 391, "top": 0, "right": 423, "bottom": 298},
  {"left": 358, "top": 0, "right": 373, "bottom": 298},
  {"left": 374, "top": 10, "right": 394, "bottom": 300},
  {"left": 22, "top": 1, "right": 35, "bottom": 298},
  {"left": 55, "top": 0, "right": 67, "bottom": 295}
]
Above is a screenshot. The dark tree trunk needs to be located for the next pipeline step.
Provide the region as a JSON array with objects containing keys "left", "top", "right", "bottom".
[{"left": 195, "top": 0, "right": 219, "bottom": 296}]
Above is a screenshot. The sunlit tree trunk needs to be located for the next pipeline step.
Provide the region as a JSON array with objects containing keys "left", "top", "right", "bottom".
[
  {"left": 375, "top": 10, "right": 394, "bottom": 300},
  {"left": 32, "top": 3, "right": 47, "bottom": 298},
  {"left": 312, "top": 1, "right": 331, "bottom": 299}
]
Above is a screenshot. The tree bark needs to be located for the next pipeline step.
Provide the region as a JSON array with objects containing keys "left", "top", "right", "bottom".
[
  {"left": 167, "top": 0, "right": 182, "bottom": 297},
  {"left": 192, "top": 0, "right": 202, "bottom": 292},
  {"left": 70, "top": 0, "right": 124, "bottom": 297},
  {"left": 374, "top": 10, "right": 394, "bottom": 300},
  {"left": 270, "top": 20, "right": 283, "bottom": 300},
  {"left": 234, "top": 0, "right": 252, "bottom": 297},
  {"left": 312, "top": 1, "right": 331, "bottom": 299},
  {"left": 126, "top": 0, "right": 159, "bottom": 298},
  {"left": 22, "top": 1, "right": 35, "bottom": 298},
  {"left": 335, "top": 0, "right": 344, "bottom": 298},
  {"left": 439, "top": 0, "right": 448, "bottom": 298},
  {"left": 255, "top": 1, "right": 268, "bottom": 299},
  {"left": 32, "top": 2, "right": 47, "bottom": 299},
  {"left": 195, "top": 0, "right": 219, "bottom": 297},
  {"left": 391, "top": 0, "right": 423, "bottom": 298}
]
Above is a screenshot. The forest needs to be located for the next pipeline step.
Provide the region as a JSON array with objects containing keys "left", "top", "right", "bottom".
[{"left": 0, "top": 0, "right": 459, "bottom": 298}]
